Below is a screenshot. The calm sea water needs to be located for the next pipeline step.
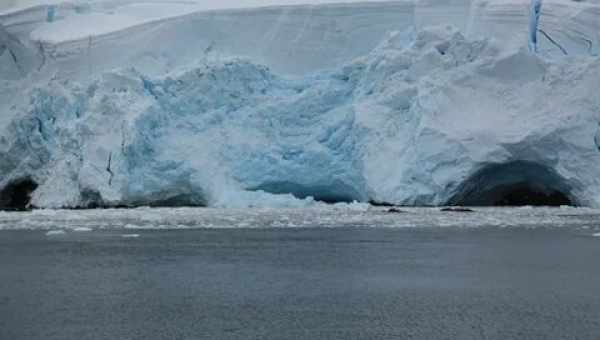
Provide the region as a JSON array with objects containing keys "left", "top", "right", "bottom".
[{"left": 1, "top": 208, "right": 600, "bottom": 339}]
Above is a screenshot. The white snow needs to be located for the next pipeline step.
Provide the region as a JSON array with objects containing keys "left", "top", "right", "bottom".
[
  {"left": 0, "top": 0, "right": 61, "bottom": 14},
  {"left": 0, "top": 1, "right": 599, "bottom": 208},
  {"left": 0, "top": 0, "right": 408, "bottom": 15},
  {"left": 28, "top": 3, "right": 214, "bottom": 43}
]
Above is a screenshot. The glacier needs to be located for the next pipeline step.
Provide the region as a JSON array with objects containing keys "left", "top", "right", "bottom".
[{"left": 0, "top": 0, "right": 600, "bottom": 209}]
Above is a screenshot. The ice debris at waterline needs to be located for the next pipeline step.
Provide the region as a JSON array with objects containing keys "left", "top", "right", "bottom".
[
  {"left": 45, "top": 230, "right": 65, "bottom": 236},
  {"left": 1, "top": 206, "right": 600, "bottom": 231},
  {"left": 0, "top": 1, "right": 599, "bottom": 209}
]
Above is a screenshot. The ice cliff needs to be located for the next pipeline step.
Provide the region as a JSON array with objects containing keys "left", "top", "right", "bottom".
[{"left": 0, "top": 0, "right": 599, "bottom": 208}]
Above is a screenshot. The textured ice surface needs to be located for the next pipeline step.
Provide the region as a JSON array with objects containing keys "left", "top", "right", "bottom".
[
  {"left": 2, "top": 206, "right": 600, "bottom": 232},
  {"left": 0, "top": 1, "right": 600, "bottom": 208}
]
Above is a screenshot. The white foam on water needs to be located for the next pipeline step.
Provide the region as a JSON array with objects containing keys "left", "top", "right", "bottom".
[
  {"left": 122, "top": 234, "right": 140, "bottom": 238},
  {"left": 45, "top": 230, "right": 65, "bottom": 236}
]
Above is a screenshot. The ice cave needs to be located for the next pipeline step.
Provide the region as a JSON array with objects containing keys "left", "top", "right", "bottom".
[
  {"left": 448, "top": 161, "right": 575, "bottom": 207},
  {"left": 0, "top": 178, "right": 38, "bottom": 210}
]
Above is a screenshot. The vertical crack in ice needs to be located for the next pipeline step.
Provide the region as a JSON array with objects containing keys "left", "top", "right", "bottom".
[
  {"left": 595, "top": 123, "right": 600, "bottom": 151},
  {"left": 106, "top": 152, "right": 114, "bottom": 186},
  {"left": 529, "top": 0, "right": 568, "bottom": 56},
  {"left": 34, "top": 117, "right": 44, "bottom": 139},
  {"left": 37, "top": 41, "right": 46, "bottom": 71},
  {"left": 529, "top": 0, "right": 542, "bottom": 53},
  {"left": 120, "top": 122, "right": 127, "bottom": 155},
  {"left": 8, "top": 49, "right": 23, "bottom": 76}
]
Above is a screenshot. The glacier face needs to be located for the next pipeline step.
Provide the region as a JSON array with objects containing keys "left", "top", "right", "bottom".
[{"left": 0, "top": 1, "right": 600, "bottom": 208}]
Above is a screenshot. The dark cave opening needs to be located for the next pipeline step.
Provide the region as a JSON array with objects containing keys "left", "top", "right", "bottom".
[
  {"left": 0, "top": 178, "right": 38, "bottom": 210},
  {"left": 448, "top": 161, "right": 575, "bottom": 207},
  {"left": 484, "top": 182, "right": 572, "bottom": 206}
]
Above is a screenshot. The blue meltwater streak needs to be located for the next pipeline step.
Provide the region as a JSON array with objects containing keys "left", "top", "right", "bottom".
[
  {"left": 46, "top": 5, "right": 56, "bottom": 23},
  {"left": 529, "top": 0, "right": 542, "bottom": 52}
]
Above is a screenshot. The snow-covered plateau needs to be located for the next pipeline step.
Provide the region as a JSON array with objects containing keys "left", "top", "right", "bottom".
[{"left": 0, "top": 0, "right": 599, "bottom": 209}]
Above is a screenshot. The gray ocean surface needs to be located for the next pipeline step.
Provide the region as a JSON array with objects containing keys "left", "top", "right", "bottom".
[{"left": 1, "top": 207, "right": 600, "bottom": 339}]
